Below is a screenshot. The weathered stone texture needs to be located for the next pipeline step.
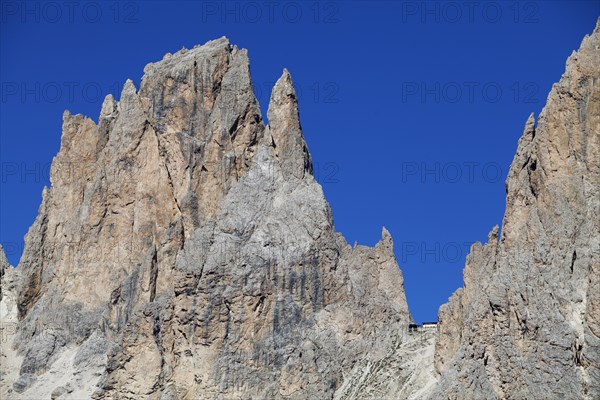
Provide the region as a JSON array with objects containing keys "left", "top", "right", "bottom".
[
  {"left": 433, "top": 19, "right": 600, "bottom": 400},
  {"left": 9, "top": 38, "right": 412, "bottom": 399},
  {"left": 4, "top": 18, "right": 599, "bottom": 400}
]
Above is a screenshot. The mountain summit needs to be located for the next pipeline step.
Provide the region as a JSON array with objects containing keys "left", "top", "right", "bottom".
[
  {"left": 3, "top": 38, "right": 411, "bottom": 399},
  {"left": 1, "top": 19, "right": 599, "bottom": 400},
  {"left": 433, "top": 19, "right": 600, "bottom": 399}
]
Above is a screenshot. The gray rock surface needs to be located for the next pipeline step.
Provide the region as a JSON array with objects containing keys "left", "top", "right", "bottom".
[
  {"left": 432, "top": 19, "right": 600, "bottom": 400},
  {"left": 13, "top": 373, "right": 36, "bottom": 393},
  {"left": 3, "top": 18, "right": 599, "bottom": 400},
  {"left": 0, "top": 246, "right": 6, "bottom": 301},
  {"left": 8, "top": 38, "right": 412, "bottom": 399},
  {"left": 0, "top": 245, "right": 16, "bottom": 302},
  {"left": 0, "top": 245, "right": 21, "bottom": 397}
]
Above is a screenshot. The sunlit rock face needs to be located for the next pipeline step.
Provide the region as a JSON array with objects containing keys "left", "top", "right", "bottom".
[
  {"left": 9, "top": 37, "right": 412, "bottom": 399},
  {"left": 433, "top": 19, "right": 600, "bottom": 400},
  {"left": 5, "top": 18, "right": 599, "bottom": 400}
]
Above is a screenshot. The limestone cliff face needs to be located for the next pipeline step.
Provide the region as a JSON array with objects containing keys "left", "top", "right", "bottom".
[
  {"left": 0, "top": 245, "right": 11, "bottom": 302},
  {"left": 433, "top": 20, "right": 600, "bottom": 400},
  {"left": 0, "top": 245, "right": 18, "bottom": 309},
  {"left": 11, "top": 38, "right": 412, "bottom": 399},
  {"left": 6, "top": 20, "right": 599, "bottom": 400}
]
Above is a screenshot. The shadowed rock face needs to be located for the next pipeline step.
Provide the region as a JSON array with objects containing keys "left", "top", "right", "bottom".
[
  {"left": 433, "top": 20, "right": 600, "bottom": 400},
  {"left": 12, "top": 38, "right": 411, "bottom": 399}
]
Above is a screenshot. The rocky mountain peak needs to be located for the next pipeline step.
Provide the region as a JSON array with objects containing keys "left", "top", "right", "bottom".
[
  {"left": 433, "top": 18, "right": 600, "bottom": 400},
  {"left": 267, "top": 68, "right": 313, "bottom": 180},
  {"left": 0, "top": 245, "right": 13, "bottom": 302},
  {"left": 2, "top": 19, "right": 598, "bottom": 400},
  {"left": 5, "top": 37, "right": 412, "bottom": 399}
]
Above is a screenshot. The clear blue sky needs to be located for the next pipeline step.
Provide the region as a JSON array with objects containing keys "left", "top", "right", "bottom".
[{"left": 1, "top": 1, "right": 598, "bottom": 323}]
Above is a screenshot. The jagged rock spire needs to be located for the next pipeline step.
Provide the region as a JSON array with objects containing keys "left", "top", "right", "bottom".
[
  {"left": 266, "top": 69, "right": 313, "bottom": 180},
  {"left": 0, "top": 245, "right": 10, "bottom": 301},
  {"left": 7, "top": 38, "right": 412, "bottom": 399},
  {"left": 433, "top": 18, "right": 600, "bottom": 399}
]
